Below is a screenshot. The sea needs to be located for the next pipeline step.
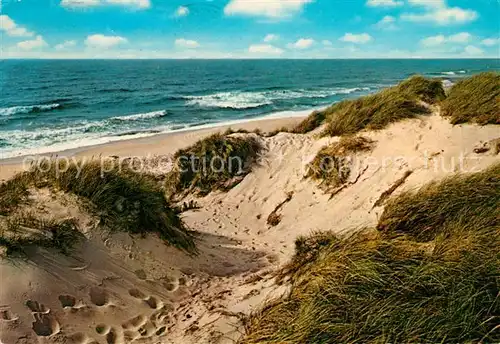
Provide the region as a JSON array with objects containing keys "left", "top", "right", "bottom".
[{"left": 0, "top": 59, "right": 498, "bottom": 159}]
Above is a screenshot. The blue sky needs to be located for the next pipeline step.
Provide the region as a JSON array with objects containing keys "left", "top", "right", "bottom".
[{"left": 0, "top": 0, "right": 499, "bottom": 58}]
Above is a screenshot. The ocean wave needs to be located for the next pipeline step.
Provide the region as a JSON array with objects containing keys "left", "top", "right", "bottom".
[
  {"left": 440, "top": 70, "right": 467, "bottom": 76},
  {"left": 183, "top": 87, "right": 371, "bottom": 110},
  {"left": 0, "top": 103, "right": 62, "bottom": 117},
  {"left": 110, "top": 110, "right": 168, "bottom": 122}
]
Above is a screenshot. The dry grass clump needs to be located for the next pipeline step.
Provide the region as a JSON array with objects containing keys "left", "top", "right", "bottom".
[
  {"left": 441, "top": 72, "right": 500, "bottom": 125},
  {"left": 0, "top": 160, "right": 195, "bottom": 253},
  {"left": 378, "top": 163, "right": 499, "bottom": 242},
  {"left": 398, "top": 75, "right": 446, "bottom": 104},
  {"left": 0, "top": 214, "right": 82, "bottom": 256},
  {"left": 165, "top": 133, "right": 262, "bottom": 197},
  {"left": 291, "top": 110, "right": 326, "bottom": 134},
  {"left": 242, "top": 164, "right": 500, "bottom": 344},
  {"left": 306, "top": 136, "right": 374, "bottom": 189},
  {"left": 0, "top": 174, "right": 31, "bottom": 215},
  {"left": 292, "top": 76, "right": 444, "bottom": 137}
]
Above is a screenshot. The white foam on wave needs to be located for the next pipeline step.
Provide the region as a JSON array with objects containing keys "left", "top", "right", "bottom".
[
  {"left": 110, "top": 110, "right": 167, "bottom": 122},
  {"left": 0, "top": 106, "right": 318, "bottom": 160},
  {"left": 184, "top": 87, "right": 370, "bottom": 110},
  {"left": 440, "top": 71, "right": 467, "bottom": 76},
  {"left": 0, "top": 103, "right": 61, "bottom": 117}
]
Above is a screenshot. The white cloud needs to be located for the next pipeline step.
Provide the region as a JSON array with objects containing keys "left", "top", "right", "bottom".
[
  {"left": 17, "top": 35, "right": 47, "bottom": 50},
  {"left": 420, "top": 32, "right": 471, "bottom": 46},
  {"left": 401, "top": 6, "right": 478, "bottom": 25},
  {"left": 55, "top": 40, "right": 77, "bottom": 50},
  {"left": 366, "top": 0, "right": 403, "bottom": 7},
  {"left": 464, "top": 45, "right": 484, "bottom": 56},
  {"left": 175, "top": 6, "right": 189, "bottom": 17},
  {"left": 60, "top": 0, "right": 100, "bottom": 7},
  {"left": 0, "top": 15, "right": 34, "bottom": 37},
  {"left": 339, "top": 33, "right": 372, "bottom": 44},
  {"left": 248, "top": 44, "right": 284, "bottom": 55},
  {"left": 374, "top": 15, "right": 397, "bottom": 30},
  {"left": 408, "top": 0, "right": 445, "bottom": 8},
  {"left": 287, "top": 38, "right": 315, "bottom": 49},
  {"left": 420, "top": 34, "right": 446, "bottom": 47},
  {"left": 61, "top": 0, "right": 150, "bottom": 9},
  {"left": 85, "top": 34, "right": 128, "bottom": 49},
  {"left": 448, "top": 32, "right": 471, "bottom": 43},
  {"left": 264, "top": 34, "right": 279, "bottom": 42},
  {"left": 224, "top": 0, "right": 313, "bottom": 18},
  {"left": 481, "top": 38, "right": 499, "bottom": 47},
  {"left": 322, "top": 40, "right": 332, "bottom": 46},
  {"left": 175, "top": 38, "right": 200, "bottom": 49}
]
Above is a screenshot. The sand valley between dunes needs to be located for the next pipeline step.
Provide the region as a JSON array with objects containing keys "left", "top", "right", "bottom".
[{"left": 1, "top": 112, "right": 499, "bottom": 344}]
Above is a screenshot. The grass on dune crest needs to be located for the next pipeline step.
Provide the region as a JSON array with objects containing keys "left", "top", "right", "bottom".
[
  {"left": 291, "top": 110, "right": 326, "bottom": 134},
  {"left": 241, "top": 164, "right": 500, "bottom": 344},
  {"left": 291, "top": 75, "right": 445, "bottom": 137},
  {"left": 0, "top": 174, "right": 32, "bottom": 215},
  {"left": 306, "top": 136, "right": 374, "bottom": 190},
  {"left": 378, "top": 163, "right": 500, "bottom": 241},
  {"left": 441, "top": 72, "right": 500, "bottom": 125},
  {"left": 0, "top": 214, "right": 82, "bottom": 256},
  {"left": 165, "top": 133, "right": 262, "bottom": 197},
  {"left": 0, "top": 160, "right": 195, "bottom": 253}
]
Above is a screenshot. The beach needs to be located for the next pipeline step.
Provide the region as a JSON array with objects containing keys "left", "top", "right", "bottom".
[
  {"left": 0, "top": 116, "right": 304, "bottom": 181},
  {"left": 1, "top": 69, "right": 499, "bottom": 344}
]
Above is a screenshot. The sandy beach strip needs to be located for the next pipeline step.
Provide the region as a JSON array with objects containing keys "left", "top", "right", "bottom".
[{"left": 0, "top": 116, "right": 304, "bottom": 181}]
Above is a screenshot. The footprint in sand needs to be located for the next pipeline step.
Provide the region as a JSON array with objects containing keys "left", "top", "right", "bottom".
[
  {"left": 134, "top": 269, "right": 147, "bottom": 280},
  {"left": 122, "top": 314, "right": 148, "bottom": 330},
  {"left": 105, "top": 327, "right": 122, "bottom": 344},
  {"left": 26, "top": 300, "right": 50, "bottom": 314},
  {"left": 58, "top": 294, "right": 78, "bottom": 308},
  {"left": 32, "top": 313, "right": 60, "bottom": 337},
  {"left": 128, "top": 288, "right": 147, "bottom": 300},
  {"left": 95, "top": 323, "right": 111, "bottom": 335},
  {"left": 155, "top": 326, "right": 167, "bottom": 336},
  {"left": 89, "top": 287, "right": 110, "bottom": 306},
  {"left": 0, "top": 308, "right": 19, "bottom": 322},
  {"left": 145, "top": 296, "right": 163, "bottom": 310},
  {"left": 137, "top": 321, "right": 156, "bottom": 338},
  {"left": 150, "top": 309, "right": 170, "bottom": 327}
]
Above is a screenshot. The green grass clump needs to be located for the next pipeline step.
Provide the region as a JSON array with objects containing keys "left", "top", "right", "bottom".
[
  {"left": 0, "top": 174, "right": 31, "bottom": 215},
  {"left": 165, "top": 133, "right": 262, "bottom": 197},
  {"left": 441, "top": 72, "right": 500, "bottom": 125},
  {"left": 291, "top": 111, "right": 326, "bottom": 134},
  {"left": 292, "top": 76, "right": 444, "bottom": 137},
  {"left": 398, "top": 75, "right": 446, "bottom": 104},
  {"left": 0, "top": 214, "right": 82, "bottom": 256},
  {"left": 241, "top": 164, "right": 500, "bottom": 343},
  {"left": 306, "top": 136, "right": 374, "bottom": 189},
  {"left": 1, "top": 160, "right": 195, "bottom": 253}
]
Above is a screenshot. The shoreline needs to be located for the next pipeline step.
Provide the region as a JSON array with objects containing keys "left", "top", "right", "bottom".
[
  {"left": 0, "top": 107, "right": 317, "bottom": 162},
  {"left": 0, "top": 115, "right": 305, "bottom": 180}
]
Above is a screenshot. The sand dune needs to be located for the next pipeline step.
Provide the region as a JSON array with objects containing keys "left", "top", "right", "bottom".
[{"left": 0, "top": 110, "right": 499, "bottom": 344}]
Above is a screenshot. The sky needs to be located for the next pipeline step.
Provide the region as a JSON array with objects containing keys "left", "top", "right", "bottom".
[{"left": 0, "top": 0, "right": 499, "bottom": 59}]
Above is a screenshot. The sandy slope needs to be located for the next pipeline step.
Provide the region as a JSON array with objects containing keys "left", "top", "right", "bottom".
[{"left": 0, "top": 112, "right": 499, "bottom": 344}]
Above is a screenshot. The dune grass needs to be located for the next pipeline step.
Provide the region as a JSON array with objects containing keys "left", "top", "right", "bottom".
[
  {"left": 165, "top": 133, "right": 262, "bottom": 197},
  {"left": 0, "top": 174, "right": 31, "bottom": 215},
  {"left": 441, "top": 72, "right": 500, "bottom": 125},
  {"left": 306, "top": 136, "right": 374, "bottom": 189},
  {"left": 0, "top": 214, "right": 82, "bottom": 256},
  {"left": 291, "top": 111, "right": 326, "bottom": 134},
  {"left": 0, "top": 159, "right": 195, "bottom": 253},
  {"left": 290, "top": 76, "right": 444, "bottom": 137},
  {"left": 241, "top": 164, "right": 500, "bottom": 343},
  {"left": 378, "top": 163, "right": 499, "bottom": 241}
]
